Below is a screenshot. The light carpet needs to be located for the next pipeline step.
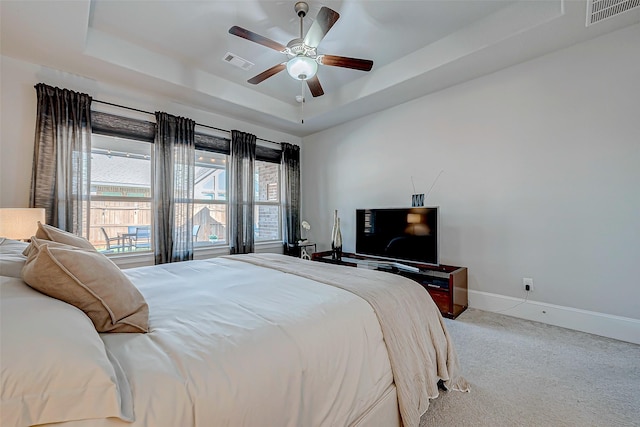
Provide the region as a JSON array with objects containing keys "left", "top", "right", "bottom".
[{"left": 420, "top": 309, "right": 640, "bottom": 427}]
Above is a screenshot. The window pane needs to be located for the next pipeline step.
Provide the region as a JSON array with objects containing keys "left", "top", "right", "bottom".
[
  {"left": 255, "top": 205, "right": 280, "bottom": 242},
  {"left": 89, "top": 201, "right": 152, "bottom": 253},
  {"left": 255, "top": 161, "right": 279, "bottom": 202},
  {"left": 193, "top": 150, "right": 228, "bottom": 247},
  {"left": 195, "top": 151, "right": 227, "bottom": 201},
  {"left": 193, "top": 203, "right": 227, "bottom": 245},
  {"left": 90, "top": 134, "right": 152, "bottom": 253},
  {"left": 91, "top": 135, "right": 151, "bottom": 197}
]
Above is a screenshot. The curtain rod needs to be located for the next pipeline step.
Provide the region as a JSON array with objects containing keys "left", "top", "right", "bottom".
[{"left": 93, "top": 99, "right": 281, "bottom": 145}]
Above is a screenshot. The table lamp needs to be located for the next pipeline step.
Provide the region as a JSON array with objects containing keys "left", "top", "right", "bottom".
[{"left": 0, "top": 208, "right": 46, "bottom": 241}]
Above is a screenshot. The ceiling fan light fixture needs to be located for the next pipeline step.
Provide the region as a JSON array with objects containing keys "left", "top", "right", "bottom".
[
  {"left": 230, "top": 4, "right": 373, "bottom": 97},
  {"left": 286, "top": 55, "right": 318, "bottom": 80}
]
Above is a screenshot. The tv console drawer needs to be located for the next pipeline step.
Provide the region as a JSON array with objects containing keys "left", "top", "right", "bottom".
[
  {"left": 399, "top": 272, "right": 450, "bottom": 290},
  {"left": 426, "top": 289, "right": 450, "bottom": 313}
]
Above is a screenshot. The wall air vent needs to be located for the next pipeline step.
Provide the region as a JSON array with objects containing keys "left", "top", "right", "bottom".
[
  {"left": 586, "top": 0, "right": 640, "bottom": 26},
  {"left": 222, "top": 52, "right": 254, "bottom": 71}
]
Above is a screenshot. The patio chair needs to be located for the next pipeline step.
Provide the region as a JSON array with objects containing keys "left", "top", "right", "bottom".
[
  {"left": 100, "top": 227, "right": 124, "bottom": 253},
  {"left": 133, "top": 226, "right": 151, "bottom": 250},
  {"left": 192, "top": 224, "right": 201, "bottom": 242}
]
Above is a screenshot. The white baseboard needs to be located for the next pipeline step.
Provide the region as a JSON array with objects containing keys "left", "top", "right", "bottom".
[{"left": 468, "top": 290, "right": 640, "bottom": 345}]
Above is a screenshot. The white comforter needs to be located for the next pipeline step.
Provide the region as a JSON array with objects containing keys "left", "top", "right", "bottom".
[
  {"left": 233, "top": 254, "right": 469, "bottom": 427},
  {"left": 49, "top": 256, "right": 395, "bottom": 427}
]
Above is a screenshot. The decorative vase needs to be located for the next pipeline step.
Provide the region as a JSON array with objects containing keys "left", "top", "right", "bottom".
[
  {"left": 331, "top": 210, "right": 338, "bottom": 259},
  {"left": 334, "top": 217, "right": 343, "bottom": 260}
]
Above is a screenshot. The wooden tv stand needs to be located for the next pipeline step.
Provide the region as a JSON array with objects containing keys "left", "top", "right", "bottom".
[{"left": 311, "top": 251, "right": 468, "bottom": 319}]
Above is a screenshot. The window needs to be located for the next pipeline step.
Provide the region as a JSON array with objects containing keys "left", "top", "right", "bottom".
[
  {"left": 194, "top": 150, "right": 228, "bottom": 246},
  {"left": 88, "top": 112, "right": 284, "bottom": 254},
  {"left": 254, "top": 160, "right": 281, "bottom": 242},
  {"left": 90, "top": 134, "right": 152, "bottom": 253}
]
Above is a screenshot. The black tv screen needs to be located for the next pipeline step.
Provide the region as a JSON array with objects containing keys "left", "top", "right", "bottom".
[{"left": 356, "top": 207, "right": 439, "bottom": 265}]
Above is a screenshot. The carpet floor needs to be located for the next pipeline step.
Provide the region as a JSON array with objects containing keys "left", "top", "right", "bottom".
[{"left": 419, "top": 309, "right": 640, "bottom": 427}]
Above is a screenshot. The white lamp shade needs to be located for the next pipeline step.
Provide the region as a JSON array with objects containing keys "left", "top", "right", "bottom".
[
  {"left": 0, "top": 208, "right": 46, "bottom": 240},
  {"left": 286, "top": 56, "right": 318, "bottom": 80}
]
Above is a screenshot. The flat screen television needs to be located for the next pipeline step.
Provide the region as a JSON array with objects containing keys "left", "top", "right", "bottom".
[{"left": 355, "top": 207, "right": 439, "bottom": 266}]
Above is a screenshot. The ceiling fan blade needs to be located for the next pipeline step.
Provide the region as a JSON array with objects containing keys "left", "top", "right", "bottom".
[
  {"left": 247, "top": 63, "right": 286, "bottom": 85},
  {"left": 303, "top": 7, "right": 340, "bottom": 48},
  {"left": 319, "top": 55, "right": 374, "bottom": 72},
  {"left": 229, "top": 26, "right": 287, "bottom": 52},
  {"left": 306, "top": 75, "right": 324, "bottom": 97}
]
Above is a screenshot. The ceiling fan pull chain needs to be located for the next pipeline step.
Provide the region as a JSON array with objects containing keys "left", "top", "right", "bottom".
[
  {"left": 301, "top": 80, "right": 305, "bottom": 124},
  {"left": 299, "top": 10, "right": 304, "bottom": 38}
]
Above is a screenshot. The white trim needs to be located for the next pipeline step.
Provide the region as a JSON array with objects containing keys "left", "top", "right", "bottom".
[
  {"left": 110, "top": 241, "right": 284, "bottom": 269},
  {"left": 193, "top": 245, "right": 231, "bottom": 260},
  {"left": 254, "top": 241, "right": 285, "bottom": 254},
  {"left": 110, "top": 251, "right": 154, "bottom": 269},
  {"left": 468, "top": 290, "right": 640, "bottom": 345}
]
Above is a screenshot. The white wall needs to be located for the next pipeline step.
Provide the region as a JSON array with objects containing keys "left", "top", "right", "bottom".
[
  {"left": 301, "top": 25, "right": 640, "bottom": 328},
  {"left": 0, "top": 55, "right": 302, "bottom": 208}
]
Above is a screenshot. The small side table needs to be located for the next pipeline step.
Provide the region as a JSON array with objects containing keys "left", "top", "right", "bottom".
[
  {"left": 117, "top": 232, "right": 136, "bottom": 252},
  {"left": 285, "top": 241, "right": 317, "bottom": 259}
]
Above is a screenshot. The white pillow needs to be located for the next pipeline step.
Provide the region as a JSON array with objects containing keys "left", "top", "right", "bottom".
[
  {"left": 0, "top": 238, "right": 29, "bottom": 278},
  {"left": 0, "top": 276, "right": 134, "bottom": 426}
]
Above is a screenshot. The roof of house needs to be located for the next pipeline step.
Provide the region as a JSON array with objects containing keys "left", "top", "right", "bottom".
[{"left": 91, "top": 154, "right": 150, "bottom": 188}]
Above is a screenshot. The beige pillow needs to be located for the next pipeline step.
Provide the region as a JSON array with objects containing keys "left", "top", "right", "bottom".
[
  {"left": 22, "top": 243, "right": 149, "bottom": 333},
  {"left": 22, "top": 236, "right": 83, "bottom": 258},
  {"left": 35, "top": 221, "right": 95, "bottom": 250}
]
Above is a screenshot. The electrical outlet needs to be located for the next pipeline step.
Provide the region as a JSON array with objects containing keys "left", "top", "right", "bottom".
[{"left": 523, "top": 277, "right": 533, "bottom": 292}]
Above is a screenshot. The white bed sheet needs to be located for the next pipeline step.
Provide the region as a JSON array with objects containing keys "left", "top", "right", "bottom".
[{"left": 46, "top": 257, "right": 394, "bottom": 427}]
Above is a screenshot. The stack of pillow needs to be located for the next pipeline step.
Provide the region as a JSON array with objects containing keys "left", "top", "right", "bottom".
[
  {"left": 20, "top": 222, "right": 149, "bottom": 333},
  {"left": 1, "top": 222, "right": 145, "bottom": 426}
]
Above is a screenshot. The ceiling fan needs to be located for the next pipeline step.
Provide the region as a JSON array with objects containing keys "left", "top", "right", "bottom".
[{"left": 228, "top": 1, "right": 374, "bottom": 98}]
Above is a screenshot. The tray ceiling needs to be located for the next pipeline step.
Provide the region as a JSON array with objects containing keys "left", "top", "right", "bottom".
[{"left": 1, "top": 0, "right": 638, "bottom": 136}]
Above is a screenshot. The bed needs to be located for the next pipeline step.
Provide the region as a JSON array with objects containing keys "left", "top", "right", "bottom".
[{"left": 0, "top": 235, "right": 468, "bottom": 427}]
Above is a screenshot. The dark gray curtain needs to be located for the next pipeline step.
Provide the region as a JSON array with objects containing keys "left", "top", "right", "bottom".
[
  {"left": 281, "top": 143, "right": 301, "bottom": 247},
  {"left": 30, "top": 83, "right": 92, "bottom": 235},
  {"left": 229, "top": 130, "right": 256, "bottom": 254},
  {"left": 154, "top": 112, "right": 195, "bottom": 264}
]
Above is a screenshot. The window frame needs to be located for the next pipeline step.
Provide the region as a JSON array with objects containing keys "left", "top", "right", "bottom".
[
  {"left": 254, "top": 160, "right": 282, "bottom": 243},
  {"left": 89, "top": 110, "right": 286, "bottom": 254},
  {"left": 88, "top": 134, "right": 154, "bottom": 253},
  {"left": 193, "top": 149, "right": 229, "bottom": 247}
]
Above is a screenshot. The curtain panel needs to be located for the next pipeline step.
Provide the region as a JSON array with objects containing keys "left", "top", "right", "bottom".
[
  {"left": 30, "top": 83, "right": 92, "bottom": 234},
  {"left": 281, "top": 143, "right": 301, "bottom": 247},
  {"left": 229, "top": 130, "right": 256, "bottom": 254},
  {"left": 153, "top": 112, "right": 196, "bottom": 264}
]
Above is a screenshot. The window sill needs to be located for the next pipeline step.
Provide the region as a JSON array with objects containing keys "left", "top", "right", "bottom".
[
  {"left": 108, "top": 241, "right": 284, "bottom": 269},
  {"left": 255, "top": 241, "right": 285, "bottom": 251},
  {"left": 108, "top": 251, "right": 154, "bottom": 270}
]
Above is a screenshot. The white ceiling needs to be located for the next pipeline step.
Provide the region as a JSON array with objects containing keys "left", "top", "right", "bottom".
[{"left": 1, "top": 1, "right": 639, "bottom": 137}]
